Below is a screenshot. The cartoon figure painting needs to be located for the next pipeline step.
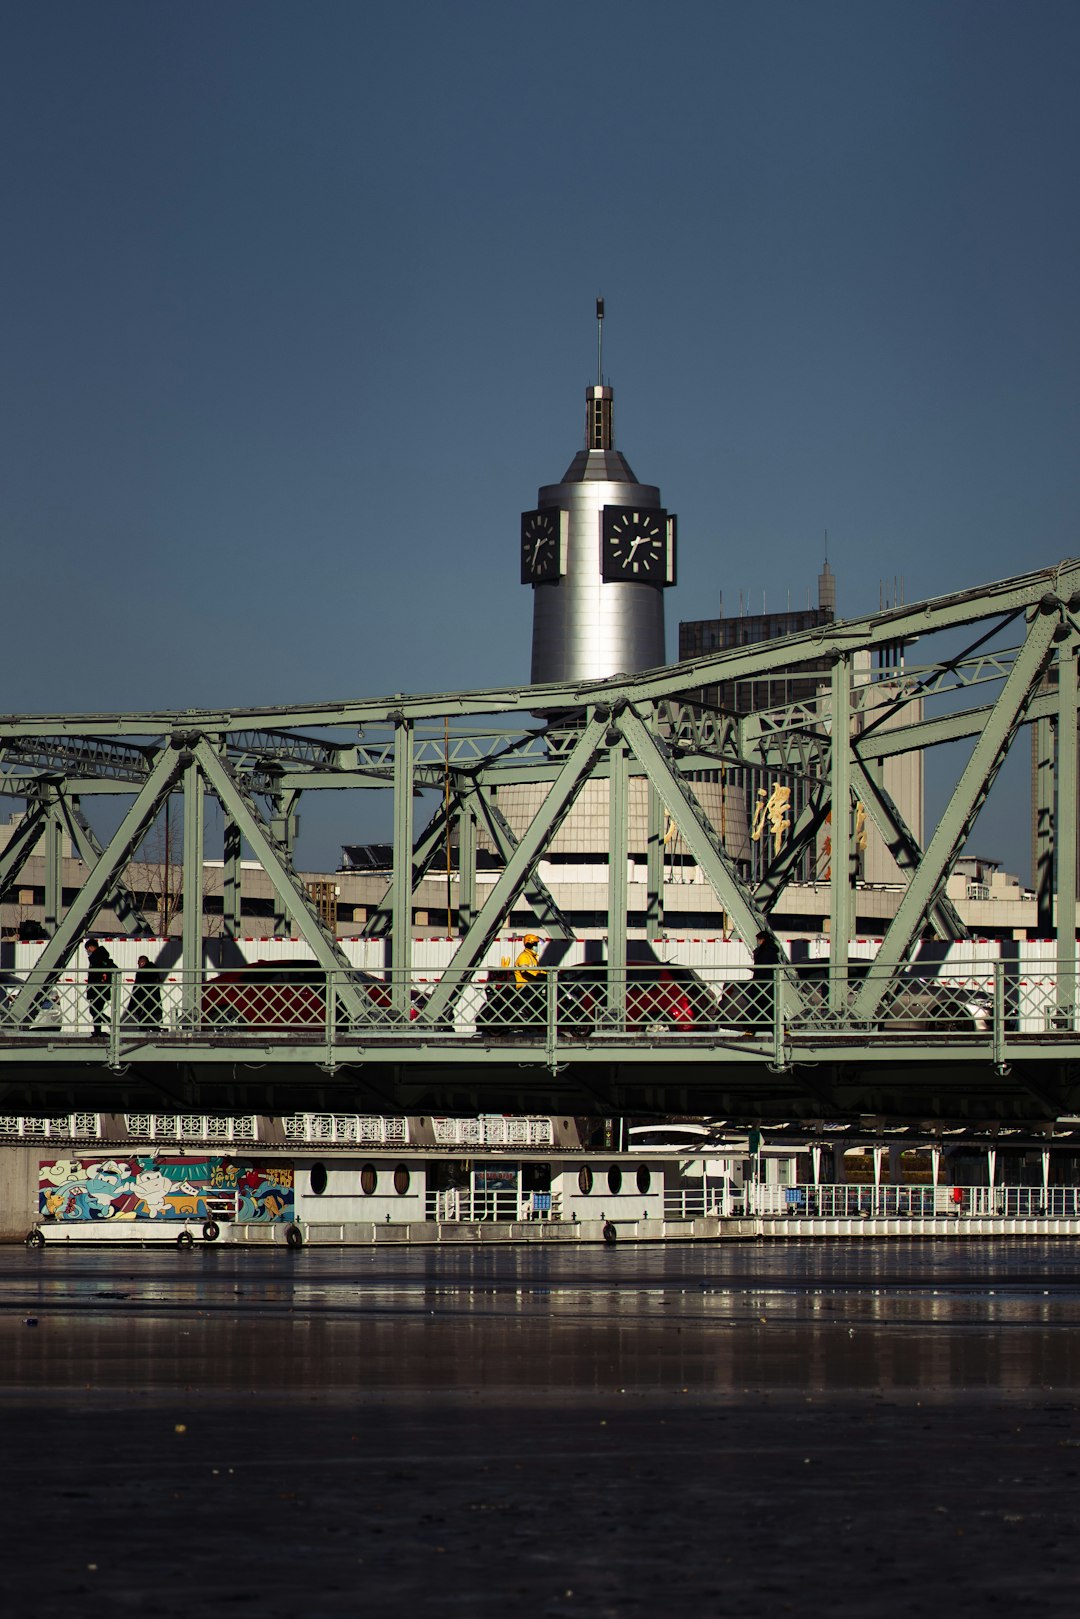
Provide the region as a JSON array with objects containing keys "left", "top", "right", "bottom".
[{"left": 38, "top": 1157, "right": 294, "bottom": 1223}]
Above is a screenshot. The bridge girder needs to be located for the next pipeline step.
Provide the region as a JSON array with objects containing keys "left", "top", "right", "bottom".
[{"left": 1, "top": 559, "right": 1078, "bottom": 1070}]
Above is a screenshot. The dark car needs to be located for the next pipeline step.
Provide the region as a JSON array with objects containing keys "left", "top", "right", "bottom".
[
  {"left": 201, "top": 959, "right": 423, "bottom": 1031},
  {"left": 476, "top": 959, "right": 719, "bottom": 1035},
  {"left": 571, "top": 961, "right": 720, "bottom": 1030},
  {"left": 787, "top": 960, "right": 993, "bottom": 1033}
]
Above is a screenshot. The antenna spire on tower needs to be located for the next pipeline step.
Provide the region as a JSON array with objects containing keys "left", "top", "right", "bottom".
[{"left": 585, "top": 298, "right": 614, "bottom": 450}]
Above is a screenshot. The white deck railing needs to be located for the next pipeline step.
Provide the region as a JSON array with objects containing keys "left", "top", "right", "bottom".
[
  {"left": 425, "top": 1189, "right": 562, "bottom": 1222},
  {"left": 662, "top": 1183, "right": 1080, "bottom": 1219}
]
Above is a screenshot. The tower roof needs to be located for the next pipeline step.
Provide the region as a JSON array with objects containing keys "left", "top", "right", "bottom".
[{"left": 558, "top": 447, "right": 640, "bottom": 483}]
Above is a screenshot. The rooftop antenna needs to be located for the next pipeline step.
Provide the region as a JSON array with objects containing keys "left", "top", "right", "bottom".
[{"left": 596, "top": 296, "right": 604, "bottom": 385}]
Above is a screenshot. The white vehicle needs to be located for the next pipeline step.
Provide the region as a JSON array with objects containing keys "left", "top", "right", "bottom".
[{"left": 0, "top": 973, "right": 61, "bottom": 1031}]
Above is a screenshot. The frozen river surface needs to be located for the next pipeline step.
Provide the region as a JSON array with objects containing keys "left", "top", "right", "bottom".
[{"left": 2, "top": 1240, "right": 1079, "bottom": 1614}]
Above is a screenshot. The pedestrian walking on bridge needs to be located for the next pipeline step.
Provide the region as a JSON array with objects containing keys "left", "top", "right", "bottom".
[{"left": 84, "top": 938, "right": 116, "bottom": 1038}]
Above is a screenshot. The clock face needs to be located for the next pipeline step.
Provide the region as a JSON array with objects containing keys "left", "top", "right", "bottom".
[
  {"left": 520, "top": 509, "right": 566, "bottom": 583},
  {"left": 601, "top": 506, "right": 671, "bottom": 582}
]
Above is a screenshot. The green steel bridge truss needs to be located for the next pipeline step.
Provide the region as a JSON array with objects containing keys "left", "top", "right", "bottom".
[{"left": 3, "top": 558, "right": 1080, "bottom": 1121}]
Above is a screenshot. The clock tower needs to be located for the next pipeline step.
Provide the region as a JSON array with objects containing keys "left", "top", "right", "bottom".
[{"left": 522, "top": 320, "right": 675, "bottom": 684}]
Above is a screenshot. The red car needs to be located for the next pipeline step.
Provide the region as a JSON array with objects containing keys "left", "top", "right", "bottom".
[
  {"left": 201, "top": 960, "right": 421, "bottom": 1030},
  {"left": 569, "top": 962, "right": 720, "bottom": 1030}
]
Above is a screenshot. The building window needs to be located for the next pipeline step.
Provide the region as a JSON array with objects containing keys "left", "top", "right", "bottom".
[
  {"left": 607, "top": 1166, "right": 623, "bottom": 1195},
  {"left": 310, "top": 1163, "right": 328, "bottom": 1196},
  {"left": 636, "top": 1166, "right": 651, "bottom": 1195},
  {"left": 393, "top": 1165, "right": 410, "bottom": 1196},
  {"left": 360, "top": 1164, "right": 377, "bottom": 1195},
  {"left": 578, "top": 1166, "right": 594, "bottom": 1195}
]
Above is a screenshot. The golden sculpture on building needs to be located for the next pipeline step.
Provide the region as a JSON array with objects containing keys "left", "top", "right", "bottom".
[{"left": 751, "top": 783, "right": 792, "bottom": 858}]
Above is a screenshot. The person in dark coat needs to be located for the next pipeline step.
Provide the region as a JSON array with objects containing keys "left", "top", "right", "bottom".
[
  {"left": 751, "top": 930, "right": 784, "bottom": 1025},
  {"left": 84, "top": 938, "right": 117, "bottom": 1037},
  {"left": 128, "top": 953, "right": 164, "bottom": 1030}
]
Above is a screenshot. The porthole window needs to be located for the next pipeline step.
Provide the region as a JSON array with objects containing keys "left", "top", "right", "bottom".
[
  {"left": 393, "top": 1164, "right": 410, "bottom": 1196},
  {"left": 309, "top": 1163, "right": 328, "bottom": 1196},
  {"left": 636, "top": 1166, "right": 651, "bottom": 1195},
  {"left": 360, "top": 1164, "right": 377, "bottom": 1196},
  {"left": 578, "top": 1165, "right": 594, "bottom": 1195},
  {"left": 607, "top": 1166, "right": 623, "bottom": 1195}
]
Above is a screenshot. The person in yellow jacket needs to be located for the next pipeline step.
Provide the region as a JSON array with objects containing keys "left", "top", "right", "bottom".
[
  {"left": 514, "top": 933, "right": 542, "bottom": 985},
  {"left": 513, "top": 933, "right": 545, "bottom": 1029}
]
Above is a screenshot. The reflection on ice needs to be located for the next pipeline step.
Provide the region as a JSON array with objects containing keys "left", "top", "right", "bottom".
[{"left": 2, "top": 1240, "right": 1078, "bottom": 1400}]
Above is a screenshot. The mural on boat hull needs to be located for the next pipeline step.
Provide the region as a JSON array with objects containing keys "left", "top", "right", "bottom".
[{"left": 38, "top": 1157, "right": 294, "bottom": 1222}]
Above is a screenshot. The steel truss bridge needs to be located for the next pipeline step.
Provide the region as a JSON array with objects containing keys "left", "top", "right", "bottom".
[{"left": 4, "top": 559, "right": 1080, "bottom": 1123}]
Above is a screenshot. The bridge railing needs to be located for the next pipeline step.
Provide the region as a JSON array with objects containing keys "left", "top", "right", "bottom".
[{"left": 0, "top": 959, "right": 1077, "bottom": 1047}]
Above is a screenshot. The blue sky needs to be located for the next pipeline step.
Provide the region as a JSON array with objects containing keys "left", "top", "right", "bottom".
[{"left": 3, "top": 1, "right": 1079, "bottom": 875}]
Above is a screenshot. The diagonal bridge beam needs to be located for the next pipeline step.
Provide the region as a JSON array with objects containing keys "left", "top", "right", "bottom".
[
  {"left": 852, "top": 604, "right": 1060, "bottom": 1020},
  {"left": 614, "top": 706, "right": 787, "bottom": 962},
  {"left": 6, "top": 745, "right": 189, "bottom": 1021},
  {"left": 421, "top": 711, "right": 608, "bottom": 1023},
  {"left": 192, "top": 740, "right": 370, "bottom": 1023}
]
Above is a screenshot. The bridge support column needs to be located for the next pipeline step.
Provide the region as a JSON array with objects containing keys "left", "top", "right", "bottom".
[
  {"left": 43, "top": 792, "right": 63, "bottom": 937},
  {"left": 608, "top": 739, "right": 628, "bottom": 1021},
  {"left": 391, "top": 717, "right": 414, "bottom": 1018},
  {"left": 829, "top": 655, "right": 853, "bottom": 1011},
  {"left": 1056, "top": 642, "right": 1077, "bottom": 1019},
  {"left": 1034, "top": 709, "right": 1055, "bottom": 935},
  {"left": 182, "top": 761, "right": 204, "bottom": 1016},
  {"left": 457, "top": 796, "right": 476, "bottom": 934},
  {"left": 269, "top": 791, "right": 300, "bottom": 935}
]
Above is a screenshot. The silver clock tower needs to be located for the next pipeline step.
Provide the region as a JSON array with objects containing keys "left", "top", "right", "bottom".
[{"left": 522, "top": 310, "right": 675, "bottom": 684}]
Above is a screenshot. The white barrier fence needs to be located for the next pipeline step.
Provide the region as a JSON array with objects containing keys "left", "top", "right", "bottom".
[{"left": 662, "top": 1183, "right": 1080, "bottom": 1220}]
